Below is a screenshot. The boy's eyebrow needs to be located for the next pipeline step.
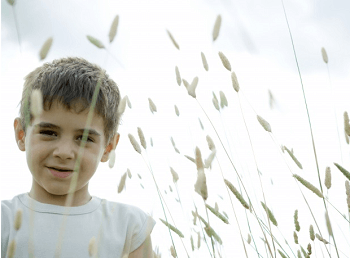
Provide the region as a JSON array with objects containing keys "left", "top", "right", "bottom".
[{"left": 35, "top": 122, "right": 101, "bottom": 136}]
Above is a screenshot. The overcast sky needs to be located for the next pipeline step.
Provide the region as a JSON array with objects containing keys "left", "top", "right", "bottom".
[{"left": 1, "top": 0, "right": 350, "bottom": 257}]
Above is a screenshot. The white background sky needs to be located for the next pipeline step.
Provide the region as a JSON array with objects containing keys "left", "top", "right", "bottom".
[{"left": 1, "top": 0, "right": 350, "bottom": 257}]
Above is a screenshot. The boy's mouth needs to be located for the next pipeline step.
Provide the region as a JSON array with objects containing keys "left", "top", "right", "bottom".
[{"left": 48, "top": 166, "right": 73, "bottom": 172}]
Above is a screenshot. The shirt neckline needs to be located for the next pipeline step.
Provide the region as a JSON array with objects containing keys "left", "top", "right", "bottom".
[{"left": 18, "top": 192, "right": 102, "bottom": 215}]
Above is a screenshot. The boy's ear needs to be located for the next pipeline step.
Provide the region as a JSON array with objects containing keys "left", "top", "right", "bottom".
[
  {"left": 14, "top": 118, "right": 26, "bottom": 151},
  {"left": 101, "top": 133, "right": 120, "bottom": 162}
]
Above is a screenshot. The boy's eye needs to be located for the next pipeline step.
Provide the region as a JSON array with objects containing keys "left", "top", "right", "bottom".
[
  {"left": 77, "top": 135, "right": 94, "bottom": 143},
  {"left": 40, "top": 130, "right": 57, "bottom": 137}
]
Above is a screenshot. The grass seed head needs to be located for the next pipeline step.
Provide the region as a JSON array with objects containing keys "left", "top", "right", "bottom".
[
  {"left": 257, "top": 115, "right": 271, "bottom": 132},
  {"left": 137, "top": 127, "right": 147, "bottom": 149},
  {"left": 6, "top": 0, "right": 15, "bottom": 5},
  {"left": 219, "top": 91, "right": 228, "bottom": 108},
  {"left": 316, "top": 233, "right": 329, "bottom": 244},
  {"left": 182, "top": 79, "right": 190, "bottom": 89},
  {"left": 88, "top": 236, "right": 97, "bottom": 257},
  {"left": 197, "top": 232, "right": 201, "bottom": 248},
  {"left": 30, "top": 89, "right": 43, "bottom": 118},
  {"left": 345, "top": 129, "right": 349, "bottom": 144},
  {"left": 14, "top": 208, "right": 23, "bottom": 231},
  {"left": 199, "top": 118, "right": 204, "bottom": 130},
  {"left": 309, "top": 225, "right": 315, "bottom": 241},
  {"left": 174, "top": 105, "right": 180, "bottom": 116},
  {"left": 127, "top": 168, "right": 132, "bottom": 178},
  {"left": 294, "top": 210, "right": 300, "bottom": 232},
  {"left": 195, "top": 147, "right": 204, "bottom": 170},
  {"left": 128, "top": 133, "right": 141, "bottom": 154},
  {"left": 194, "top": 168, "right": 208, "bottom": 200},
  {"left": 278, "top": 250, "right": 287, "bottom": 258},
  {"left": 345, "top": 180, "right": 350, "bottom": 212},
  {"left": 212, "top": 95, "right": 220, "bottom": 111},
  {"left": 334, "top": 162, "right": 350, "bottom": 181},
  {"left": 170, "top": 245, "right": 176, "bottom": 257},
  {"left": 204, "top": 225, "right": 223, "bottom": 245},
  {"left": 108, "top": 149, "right": 116, "bottom": 168},
  {"left": 39, "top": 37, "right": 53, "bottom": 60},
  {"left": 324, "top": 167, "right": 331, "bottom": 189},
  {"left": 231, "top": 71, "right": 240, "bottom": 92},
  {"left": 159, "top": 218, "right": 184, "bottom": 238},
  {"left": 247, "top": 234, "right": 251, "bottom": 244},
  {"left": 188, "top": 76, "right": 199, "bottom": 98},
  {"left": 261, "top": 202, "right": 278, "bottom": 226},
  {"left": 205, "top": 203, "right": 228, "bottom": 224},
  {"left": 344, "top": 111, "right": 350, "bottom": 136},
  {"left": 321, "top": 47, "right": 328, "bottom": 64},
  {"left": 307, "top": 243, "right": 312, "bottom": 255},
  {"left": 118, "top": 172, "right": 127, "bottom": 193},
  {"left": 293, "top": 174, "right": 323, "bottom": 198},
  {"left": 87, "top": 35, "right": 105, "bottom": 49},
  {"left": 224, "top": 179, "right": 249, "bottom": 209},
  {"left": 190, "top": 235, "right": 194, "bottom": 251},
  {"left": 204, "top": 149, "right": 216, "bottom": 168},
  {"left": 170, "top": 167, "right": 179, "bottom": 183},
  {"left": 126, "top": 95, "right": 132, "bottom": 108},
  {"left": 325, "top": 211, "right": 333, "bottom": 236},
  {"left": 150, "top": 137, "right": 153, "bottom": 147},
  {"left": 7, "top": 239, "right": 16, "bottom": 258},
  {"left": 109, "top": 15, "right": 119, "bottom": 43},
  {"left": 212, "top": 15, "right": 222, "bottom": 41},
  {"left": 206, "top": 135, "right": 215, "bottom": 151},
  {"left": 218, "top": 51, "right": 231, "bottom": 71},
  {"left": 284, "top": 146, "right": 303, "bottom": 169},
  {"left": 166, "top": 29, "right": 180, "bottom": 50},
  {"left": 294, "top": 231, "right": 298, "bottom": 244},
  {"left": 184, "top": 155, "right": 195, "bottom": 163},
  {"left": 175, "top": 66, "right": 181, "bottom": 86},
  {"left": 148, "top": 98, "right": 157, "bottom": 113},
  {"left": 117, "top": 96, "right": 127, "bottom": 115},
  {"left": 201, "top": 52, "right": 209, "bottom": 71}
]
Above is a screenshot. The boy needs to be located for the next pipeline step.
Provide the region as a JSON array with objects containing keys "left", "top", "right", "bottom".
[{"left": 1, "top": 57, "right": 156, "bottom": 258}]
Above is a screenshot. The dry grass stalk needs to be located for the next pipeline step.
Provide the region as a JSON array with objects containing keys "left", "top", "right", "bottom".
[
  {"left": 278, "top": 249, "right": 287, "bottom": 258},
  {"left": 205, "top": 203, "right": 228, "bottom": 224},
  {"left": 190, "top": 235, "right": 194, "bottom": 251},
  {"left": 257, "top": 115, "right": 271, "bottom": 132},
  {"left": 204, "top": 149, "right": 216, "bottom": 168},
  {"left": 175, "top": 66, "right": 181, "bottom": 86},
  {"left": 224, "top": 179, "right": 249, "bottom": 209},
  {"left": 109, "top": 15, "right": 119, "bottom": 43},
  {"left": 294, "top": 231, "right": 298, "bottom": 244},
  {"left": 126, "top": 95, "right": 132, "bottom": 108},
  {"left": 206, "top": 135, "right": 215, "bottom": 151},
  {"left": 345, "top": 181, "right": 350, "bottom": 212},
  {"left": 128, "top": 133, "right": 141, "bottom": 154},
  {"left": 324, "top": 167, "right": 331, "bottom": 189},
  {"left": 127, "top": 168, "right": 132, "bottom": 178},
  {"left": 325, "top": 211, "right": 333, "bottom": 236},
  {"left": 148, "top": 98, "right": 157, "bottom": 113},
  {"left": 219, "top": 91, "right": 228, "bottom": 108},
  {"left": 212, "top": 15, "right": 222, "bottom": 41},
  {"left": 108, "top": 149, "right": 116, "bottom": 168},
  {"left": 188, "top": 76, "right": 198, "bottom": 98},
  {"left": 204, "top": 225, "right": 223, "bottom": 245},
  {"left": 316, "top": 233, "right": 329, "bottom": 244},
  {"left": 7, "top": 239, "right": 16, "bottom": 258},
  {"left": 184, "top": 155, "right": 195, "bottom": 163},
  {"left": 261, "top": 202, "right": 278, "bottom": 226},
  {"left": 201, "top": 52, "right": 209, "bottom": 71},
  {"left": 170, "top": 167, "right": 179, "bottom": 183},
  {"left": 231, "top": 71, "right": 240, "bottom": 92},
  {"left": 284, "top": 146, "right": 303, "bottom": 169},
  {"left": 159, "top": 218, "right": 184, "bottom": 238},
  {"left": 118, "top": 172, "right": 127, "bottom": 193},
  {"left": 174, "top": 105, "right": 179, "bottom": 116},
  {"left": 344, "top": 111, "right": 350, "bottom": 136},
  {"left": 293, "top": 174, "right": 323, "bottom": 198},
  {"left": 166, "top": 29, "right": 180, "bottom": 50},
  {"left": 87, "top": 35, "right": 105, "bottom": 49},
  {"left": 321, "top": 47, "right": 328, "bottom": 64},
  {"left": 88, "top": 236, "right": 97, "bottom": 257},
  {"left": 194, "top": 168, "right": 208, "bottom": 200},
  {"left": 31, "top": 89, "right": 43, "bottom": 118},
  {"left": 247, "top": 234, "right": 251, "bottom": 244},
  {"left": 218, "top": 51, "right": 231, "bottom": 71},
  {"left": 294, "top": 210, "right": 300, "bottom": 232},
  {"left": 14, "top": 208, "right": 22, "bottom": 231},
  {"left": 39, "top": 37, "right": 53, "bottom": 60},
  {"left": 137, "top": 127, "right": 147, "bottom": 149},
  {"left": 117, "top": 96, "right": 127, "bottom": 115},
  {"left": 334, "top": 162, "right": 350, "bottom": 181},
  {"left": 182, "top": 79, "right": 190, "bottom": 89}
]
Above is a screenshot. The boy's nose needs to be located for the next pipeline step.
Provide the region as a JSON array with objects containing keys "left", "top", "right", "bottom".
[{"left": 52, "top": 139, "right": 76, "bottom": 160}]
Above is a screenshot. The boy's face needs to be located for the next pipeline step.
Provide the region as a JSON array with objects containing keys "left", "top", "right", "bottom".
[{"left": 14, "top": 100, "right": 118, "bottom": 206}]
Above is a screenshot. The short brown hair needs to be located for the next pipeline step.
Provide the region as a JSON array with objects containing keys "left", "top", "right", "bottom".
[{"left": 19, "top": 57, "right": 121, "bottom": 145}]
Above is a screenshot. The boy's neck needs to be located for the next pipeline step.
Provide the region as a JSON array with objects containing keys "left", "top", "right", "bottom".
[{"left": 29, "top": 183, "right": 92, "bottom": 207}]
